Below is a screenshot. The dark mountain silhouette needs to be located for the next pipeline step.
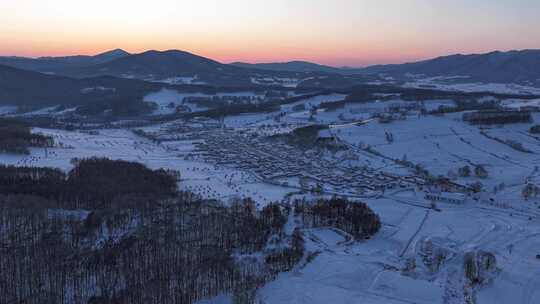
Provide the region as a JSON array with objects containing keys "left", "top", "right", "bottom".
[
  {"left": 58, "top": 50, "right": 307, "bottom": 86},
  {"left": 1, "top": 49, "right": 358, "bottom": 86},
  {"left": 0, "top": 49, "right": 130, "bottom": 74},
  {"left": 361, "top": 50, "right": 540, "bottom": 85},
  {"left": 64, "top": 49, "right": 240, "bottom": 77},
  {"left": 0, "top": 63, "right": 160, "bottom": 113},
  {"left": 231, "top": 60, "right": 345, "bottom": 74},
  {"left": 233, "top": 50, "right": 540, "bottom": 86},
  {"left": 87, "top": 48, "right": 131, "bottom": 62},
  {"left": 3, "top": 48, "right": 538, "bottom": 91}
]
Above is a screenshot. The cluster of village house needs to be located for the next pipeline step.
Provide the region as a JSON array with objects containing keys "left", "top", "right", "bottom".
[
  {"left": 196, "top": 128, "right": 471, "bottom": 204},
  {"left": 147, "top": 117, "right": 470, "bottom": 204},
  {"left": 191, "top": 127, "right": 437, "bottom": 195}
]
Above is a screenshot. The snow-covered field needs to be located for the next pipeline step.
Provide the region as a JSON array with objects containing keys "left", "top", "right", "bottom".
[
  {"left": 195, "top": 99, "right": 540, "bottom": 303},
  {"left": 0, "top": 127, "right": 292, "bottom": 205},
  {"left": 144, "top": 88, "right": 264, "bottom": 115},
  {"left": 404, "top": 77, "right": 540, "bottom": 95},
  {"left": 3, "top": 94, "right": 540, "bottom": 303},
  {"left": 501, "top": 98, "right": 540, "bottom": 110},
  {"left": 0, "top": 105, "right": 17, "bottom": 115},
  {"left": 257, "top": 194, "right": 540, "bottom": 304},
  {"left": 151, "top": 76, "right": 207, "bottom": 85}
]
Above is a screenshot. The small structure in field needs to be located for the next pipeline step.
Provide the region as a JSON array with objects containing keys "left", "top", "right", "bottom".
[{"left": 425, "top": 191, "right": 467, "bottom": 204}]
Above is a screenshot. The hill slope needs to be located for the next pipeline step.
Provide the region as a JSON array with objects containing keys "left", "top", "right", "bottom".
[
  {"left": 231, "top": 60, "right": 346, "bottom": 74},
  {"left": 239, "top": 50, "right": 540, "bottom": 86},
  {"left": 0, "top": 63, "right": 160, "bottom": 114},
  {"left": 58, "top": 50, "right": 301, "bottom": 86},
  {"left": 0, "top": 49, "right": 130, "bottom": 74},
  {"left": 0, "top": 49, "right": 358, "bottom": 87},
  {"left": 362, "top": 50, "right": 540, "bottom": 85}
]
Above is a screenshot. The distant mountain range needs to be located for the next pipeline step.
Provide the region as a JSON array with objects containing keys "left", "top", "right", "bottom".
[
  {"left": 361, "top": 50, "right": 540, "bottom": 85},
  {"left": 1, "top": 48, "right": 539, "bottom": 91},
  {"left": 0, "top": 49, "right": 316, "bottom": 86},
  {"left": 234, "top": 50, "right": 540, "bottom": 86},
  {"left": 0, "top": 63, "right": 161, "bottom": 114},
  {"left": 58, "top": 50, "right": 269, "bottom": 86},
  {"left": 0, "top": 49, "right": 130, "bottom": 74},
  {"left": 231, "top": 61, "right": 349, "bottom": 74}
]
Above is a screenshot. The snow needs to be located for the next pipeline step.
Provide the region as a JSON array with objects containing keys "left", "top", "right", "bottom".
[
  {"left": 251, "top": 76, "right": 305, "bottom": 87},
  {"left": 152, "top": 76, "right": 207, "bottom": 85},
  {"left": 19, "top": 106, "right": 61, "bottom": 116},
  {"left": 370, "top": 271, "right": 444, "bottom": 303},
  {"left": 404, "top": 78, "right": 540, "bottom": 95},
  {"left": 80, "top": 87, "right": 116, "bottom": 94},
  {"left": 3, "top": 90, "right": 540, "bottom": 303},
  {"left": 0, "top": 127, "right": 294, "bottom": 205},
  {"left": 258, "top": 189, "right": 540, "bottom": 304},
  {"left": 195, "top": 294, "right": 232, "bottom": 304},
  {"left": 501, "top": 98, "right": 540, "bottom": 109},
  {"left": 144, "top": 88, "right": 262, "bottom": 115},
  {"left": 0, "top": 105, "right": 17, "bottom": 115},
  {"left": 280, "top": 94, "right": 346, "bottom": 113}
]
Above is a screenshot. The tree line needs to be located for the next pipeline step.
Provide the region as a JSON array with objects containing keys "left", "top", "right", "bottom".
[
  {"left": 0, "top": 158, "right": 381, "bottom": 303},
  {"left": 0, "top": 118, "right": 54, "bottom": 154},
  {"left": 293, "top": 197, "right": 381, "bottom": 239},
  {"left": 0, "top": 157, "right": 177, "bottom": 209}
]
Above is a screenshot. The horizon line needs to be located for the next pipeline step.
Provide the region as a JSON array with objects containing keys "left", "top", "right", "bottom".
[{"left": 1, "top": 47, "right": 538, "bottom": 69}]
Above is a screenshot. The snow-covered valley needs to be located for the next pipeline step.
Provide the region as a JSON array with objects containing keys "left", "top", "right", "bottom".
[{"left": 3, "top": 88, "right": 540, "bottom": 303}]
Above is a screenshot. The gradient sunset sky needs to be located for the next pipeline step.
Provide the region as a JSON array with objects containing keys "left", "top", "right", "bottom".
[{"left": 1, "top": 0, "right": 539, "bottom": 67}]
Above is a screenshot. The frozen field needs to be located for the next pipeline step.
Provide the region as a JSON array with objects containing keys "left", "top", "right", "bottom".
[
  {"left": 404, "top": 78, "right": 540, "bottom": 95},
  {"left": 0, "top": 127, "right": 293, "bottom": 204},
  {"left": 333, "top": 112, "right": 540, "bottom": 211},
  {"left": 257, "top": 194, "right": 540, "bottom": 304},
  {"left": 3, "top": 95, "right": 540, "bottom": 304},
  {"left": 144, "top": 88, "right": 265, "bottom": 115}
]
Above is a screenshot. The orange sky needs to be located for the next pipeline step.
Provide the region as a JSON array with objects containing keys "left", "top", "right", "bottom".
[{"left": 1, "top": 0, "right": 539, "bottom": 67}]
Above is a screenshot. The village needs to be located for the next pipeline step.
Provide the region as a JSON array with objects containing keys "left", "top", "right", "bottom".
[
  {"left": 3, "top": 88, "right": 540, "bottom": 304},
  {"left": 132, "top": 113, "right": 479, "bottom": 206}
]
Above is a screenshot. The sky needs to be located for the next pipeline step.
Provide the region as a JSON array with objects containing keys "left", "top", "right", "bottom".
[{"left": 1, "top": 0, "right": 539, "bottom": 67}]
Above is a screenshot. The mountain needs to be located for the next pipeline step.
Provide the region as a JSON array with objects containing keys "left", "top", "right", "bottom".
[
  {"left": 65, "top": 50, "right": 238, "bottom": 78},
  {"left": 84, "top": 49, "right": 131, "bottom": 63},
  {"left": 0, "top": 49, "right": 131, "bottom": 74},
  {"left": 231, "top": 60, "right": 346, "bottom": 74},
  {"left": 59, "top": 50, "right": 309, "bottom": 86},
  {"left": 0, "top": 49, "right": 265, "bottom": 86},
  {"left": 233, "top": 50, "right": 540, "bottom": 86},
  {"left": 0, "top": 63, "right": 160, "bottom": 115},
  {"left": 0, "top": 49, "right": 359, "bottom": 87},
  {"left": 361, "top": 49, "right": 540, "bottom": 85},
  {"left": 3, "top": 48, "right": 540, "bottom": 87}
]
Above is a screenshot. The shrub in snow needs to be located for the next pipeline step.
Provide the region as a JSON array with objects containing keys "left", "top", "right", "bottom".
[
  {"left": 474, "top": 165, "right": 488, "bottom": 179},
  {"left": 458, "top": 165, "right": 471, "bottom": 177},
  {"left": 464, "top": 251, "right": 497, "bottom": 285}
]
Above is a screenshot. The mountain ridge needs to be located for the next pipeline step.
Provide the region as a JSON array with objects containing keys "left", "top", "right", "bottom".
[
  {"left": 359, "top": 49, "right": 540, "bottom": 85},
  {"left": 1, "top": 48, "right": 539, "bottom": 86},
  {"left": 0, "top": 49, "right": 131, "bottom": 73},
  {"left": 0, "top": 63, "right": 161, "bottom": 115},
  {"left": 232, "top": 49, "right": 540, "bottom": 85},
  {"left": 231, "top": 60, "right": 345, "bottom": 74}
]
